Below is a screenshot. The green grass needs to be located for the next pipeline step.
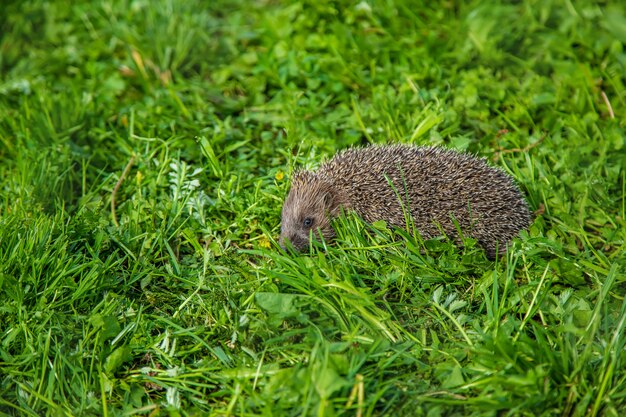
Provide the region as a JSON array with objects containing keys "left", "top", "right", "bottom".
[{"left": 1, "top": 0, "right": 625, "bottom": 415}]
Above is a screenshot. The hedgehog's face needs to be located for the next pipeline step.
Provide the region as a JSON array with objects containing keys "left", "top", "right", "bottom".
[{"left": 279, "top": 171, "right": 341, "bottom": 252}]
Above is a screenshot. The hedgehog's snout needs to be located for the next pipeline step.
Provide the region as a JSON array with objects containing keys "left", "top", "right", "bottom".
[
  {"left": 279, "top": 233, "right": 308, "bottom": 252},
  {"left": 278, "top": 233, "right": 290, "bottom": 251}
]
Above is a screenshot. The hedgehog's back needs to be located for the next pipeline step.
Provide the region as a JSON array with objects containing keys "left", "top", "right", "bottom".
[{"left": 318, "top": 144, "right": 530, "bottom": 257}]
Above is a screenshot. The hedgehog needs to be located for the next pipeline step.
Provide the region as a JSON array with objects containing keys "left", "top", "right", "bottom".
[{"left": 279, "top": 144, "right": 531, "bottom": 258}]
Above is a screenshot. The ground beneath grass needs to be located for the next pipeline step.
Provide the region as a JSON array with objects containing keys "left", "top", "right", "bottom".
[{"left": 1, "top": 0, "right": 625, "bottom": 416}]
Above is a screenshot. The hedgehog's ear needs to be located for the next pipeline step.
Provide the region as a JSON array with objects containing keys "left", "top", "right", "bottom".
[{"left": 321, "top": 183, "right": 341, "bottom": 213}]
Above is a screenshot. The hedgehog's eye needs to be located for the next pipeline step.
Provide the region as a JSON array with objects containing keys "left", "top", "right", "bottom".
[{"left": 303, "top": 217, "right": 313, "bottom": 228}]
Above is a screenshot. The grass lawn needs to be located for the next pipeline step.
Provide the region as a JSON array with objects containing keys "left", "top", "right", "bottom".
[{"left": 1, "top": 0, "right": 625, "bottom": 415}]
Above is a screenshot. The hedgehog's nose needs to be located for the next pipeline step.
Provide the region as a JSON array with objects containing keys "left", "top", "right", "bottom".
[
  {"left": 278, "top": 234, "right": 289, "bottom": 251},
  {"left": 279, "top": 235, "right": 303, "bottom": 252}
]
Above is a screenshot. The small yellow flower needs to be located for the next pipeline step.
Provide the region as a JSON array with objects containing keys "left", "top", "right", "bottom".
[
  {"left": 275, "top": 171, "right": 284, "bottom": 181},
  {"left": 258, "top": 237, "right": 271, "bottom": 249}
]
